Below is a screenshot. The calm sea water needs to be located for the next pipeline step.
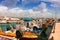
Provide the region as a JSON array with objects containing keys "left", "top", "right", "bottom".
[{"left": 0, "top": 22, "right": 16, "bottom": 31}]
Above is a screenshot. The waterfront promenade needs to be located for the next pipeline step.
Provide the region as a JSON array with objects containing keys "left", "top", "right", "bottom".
[{"left": 49, "top": 23, "right": 60, "bottom": 40}]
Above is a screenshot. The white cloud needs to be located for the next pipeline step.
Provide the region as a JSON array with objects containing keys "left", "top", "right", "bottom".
[
  {"left": 51, "top": 2, "right": 60, "bottom": 7},
  {"left": 0, "top": 6, "right": 8, "bottom": 16},
  {"left": 0, "top": 4, "right": 56, "bottom": 18},
  {"left": 22, "top": 0, "right": 41, "bottom": 3},
  {"left": 33, "top": 2, "right": 47, "bottom": 12},
  {"left": 0, "top": 0, "right": 59, "bottom": 18},
  {"left": 22, "top": 0, "right": 41, "bottom": 7},
  {"left": 1, "top": 0, "right": 18, "bottom": 7},
  {"left": 42, "top": 0, "right": 60, "bottom": 8},
  {"left": 0, "top": 6, "right": 39, "bottom": 18}
]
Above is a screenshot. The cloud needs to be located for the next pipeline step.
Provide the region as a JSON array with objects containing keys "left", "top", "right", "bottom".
[
  {"left": 8, "top": 8, "right": 41, "bottom": 18},
  {"left": 42, "top": 0, "right": 60, "bottom": 8},
  {"left": 0, "top": 6, "right": 8, "bottom": 16},
  {"left": 0, "top": 6, "right": 34, "bottom": 17},
  {"left": 0, "top": 0, "right": 18, "bottom": 7},
  {"left": 20, "top": 0, "right": 41, "bottom": 8},
  {"left": 32, "top": 2, "right": 55, "bottom": 18},
  {"left": 0, "top": 1, "right": 58, "bottom": 18},
  {"left": 8, "top": 7, "right": 53, "bottom": 18},
  {"left": 0, "top": 3, "right": 54, "bottom": 18},
  {"left": 22, "top": 0, "right": 41, "bottom": 3},
  {"left": 33, "top": 2, "right": 47, "bottom": 12},
  {"left": 0, "top": 0, "right": 60, "bottom": 8},
  {"left": 51, "top": 2, "right": 60, "bottom": 8}
]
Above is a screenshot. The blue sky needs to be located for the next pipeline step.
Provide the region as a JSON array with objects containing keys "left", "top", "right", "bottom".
[
  {"left": 0, "top": 0, "right": 53, "bottom": 9},
  {"left": 0, "top": 0, "right": 60, "bottom": 18}
]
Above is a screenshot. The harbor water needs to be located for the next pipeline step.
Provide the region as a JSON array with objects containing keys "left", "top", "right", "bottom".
[{"left": 0, "top": 22, "right": 16, "bottom": 31}]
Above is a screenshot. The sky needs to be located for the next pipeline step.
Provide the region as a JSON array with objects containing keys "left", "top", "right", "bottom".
[{"left": 0, "top": 0, "right": 60, "bottom": 18}]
